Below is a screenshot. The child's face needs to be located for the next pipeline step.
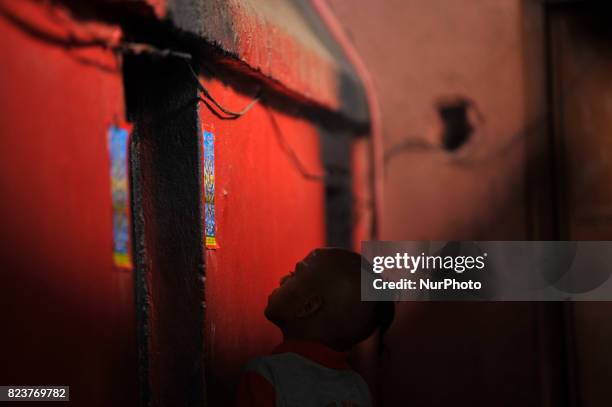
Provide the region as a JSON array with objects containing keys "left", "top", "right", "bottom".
[{"left": 264, "top": 250, "right": 320, "bottom": 325}]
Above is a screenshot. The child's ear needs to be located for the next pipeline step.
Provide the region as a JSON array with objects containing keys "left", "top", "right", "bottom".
[{"left": 296, "top": 295, "right": 322, "bottom": 318}]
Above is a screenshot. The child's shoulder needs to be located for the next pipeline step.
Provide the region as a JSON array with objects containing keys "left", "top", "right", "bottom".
[
  {"left": 245, "top": 352, "right": 367, "bottom": 386},
  {"left": 244, "top": 352, "right": 310, "bottom": 379},
  {"left": 244, "top": 353, "right": 371, "bottom": 406}
]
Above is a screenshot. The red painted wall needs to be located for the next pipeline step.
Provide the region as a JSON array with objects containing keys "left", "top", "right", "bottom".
[
  {"left": 198, "top": 77, "right": 328, "bottom": 404},
  {"left": 0, "top": 4, "right": 138, "bottom": 406},
  {"left": 0, "top": 3, "right": 371, "bottom": 406}
]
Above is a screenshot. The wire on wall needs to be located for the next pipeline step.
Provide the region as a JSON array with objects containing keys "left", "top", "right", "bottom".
[
  {"left": 184, "top": 62, "right": 260, "bottom": 119},
  {"left": 0, "top": 0, "right": 259, "bottom": 121},
  {"left": 264, "top": 106, "right": 326, "bottom": 182}
]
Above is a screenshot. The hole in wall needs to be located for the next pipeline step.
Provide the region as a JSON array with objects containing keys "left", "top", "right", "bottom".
[{"left": 436, "top": 97, "right": 479, "bottom": 151}]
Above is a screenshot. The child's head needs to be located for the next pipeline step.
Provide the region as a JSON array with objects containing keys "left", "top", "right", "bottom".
[{"left": 265, "top": 247, "right": 394, "bottom": 352}]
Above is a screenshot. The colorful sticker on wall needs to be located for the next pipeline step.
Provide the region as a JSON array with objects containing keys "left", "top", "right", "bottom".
[
  {"left": 202, "top": 128, "right": 217, "bottom": 249},
  {"left": 108, "top": 125, "right": 133, "bottom": 269}
]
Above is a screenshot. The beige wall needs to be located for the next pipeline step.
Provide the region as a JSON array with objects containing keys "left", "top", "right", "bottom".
[
  {"left": 328, "top": 0, "right": 529, "bottom": 241},
  {"left": 325, "top": 1, "right": 603, "bottom": 406},
  {"left": 330, "top": 1, "right": 612, "bottom": 406}
]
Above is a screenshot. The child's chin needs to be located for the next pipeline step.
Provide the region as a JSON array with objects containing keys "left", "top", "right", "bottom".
[
  {"left": 263, "top": 306, "right": 274, "bottom": 321},
  {"left": 263, "top": 306, "right": 281, "bottom": 325}
]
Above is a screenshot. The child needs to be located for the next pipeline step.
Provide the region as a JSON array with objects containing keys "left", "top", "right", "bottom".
[{"left": 236, "top": 247, "right": 395, "bottom": 407}]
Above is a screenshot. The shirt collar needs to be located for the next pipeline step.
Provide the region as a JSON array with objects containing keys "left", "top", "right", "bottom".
[{"left": 272, "top": 340, "right": 350, "bottom": 370}]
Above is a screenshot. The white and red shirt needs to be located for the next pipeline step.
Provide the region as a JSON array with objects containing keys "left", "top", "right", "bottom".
[{"left": 236, "top": 341, "right": 372, "bottom": 407}]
